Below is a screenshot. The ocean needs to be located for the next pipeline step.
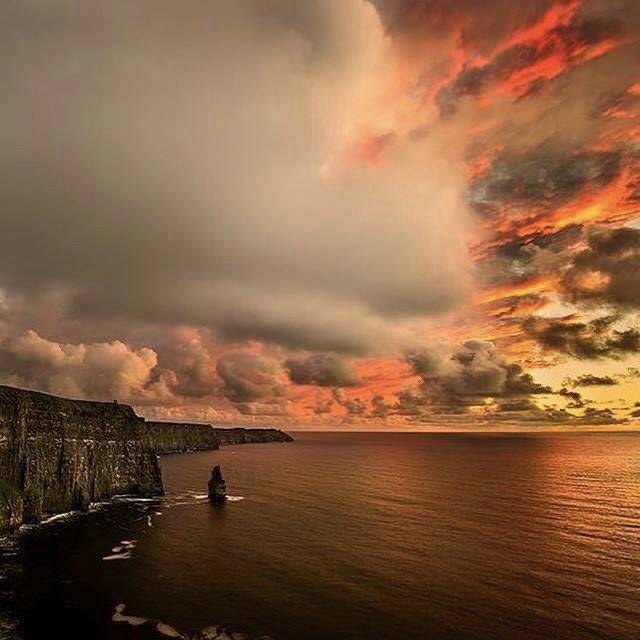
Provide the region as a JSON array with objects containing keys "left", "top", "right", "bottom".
[{"left": 1, "top": 431, "right": 639, "bottom": 639}]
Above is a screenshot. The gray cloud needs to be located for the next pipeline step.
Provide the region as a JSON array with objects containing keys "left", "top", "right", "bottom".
[
  {"left": 409, "top": 340, "right": 551, "bottom": 401},
  {"left": 470, "top": 145, "right": 621, "bottom": 218},
  {"left": 285, "top": 353, "right": 359, "bottom": 387},
  {"left": 216, "top": 353, "right": 286, "bottom": 405},
  {"left": 524, "top": 315, "right": 640, "bottom": 359},
  {"left": 397, "top": 340, "right": 552, "bottom": 418},
  {"left": 563, "top": 374, "right": 618, "bottom": 387},
  {"left": 562, "top": 227, "right": 640, "bottom": 309},
  {"left": 0, "top": 0, "right": 470, "bottom": 356},
  {"left": 558, "top": 387, "right": 586, "bottom": 409}
]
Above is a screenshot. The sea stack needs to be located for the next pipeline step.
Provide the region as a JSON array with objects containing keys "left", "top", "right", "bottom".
[{"left": 208, "top": 465, "right": 227, "bottom": 503}]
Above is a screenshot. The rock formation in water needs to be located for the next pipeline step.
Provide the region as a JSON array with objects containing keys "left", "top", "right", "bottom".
[
  {"left": 208, "top": 465, "right": 227, "bottom": 503},
  {"left": 0, "top": 385, "right": 162, "bottom": 531}
]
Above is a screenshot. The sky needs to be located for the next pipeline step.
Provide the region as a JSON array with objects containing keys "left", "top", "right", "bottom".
[{"left": 0, "top": 0, "right": 638, "bottom": 429}]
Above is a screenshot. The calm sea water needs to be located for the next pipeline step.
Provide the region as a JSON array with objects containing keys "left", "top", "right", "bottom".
[{"left": 1, "top": 431, "right": 640, "bottom": 640}]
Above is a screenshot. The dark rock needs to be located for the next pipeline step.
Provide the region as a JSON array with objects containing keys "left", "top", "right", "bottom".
[
  {"left": 0, "top": 480, "right": 23, "bottom": 531},
  {"left": 208, "top": 465, "right": 227, "bottom": 503},
  {"left": 22, "top": 490, "right": 43, "bottom": 525}
]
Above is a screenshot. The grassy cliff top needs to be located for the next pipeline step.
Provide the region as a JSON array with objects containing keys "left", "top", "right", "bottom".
[
  {"left": 0, "top": 385, "right": 139, "bottom": 420},
  {"left": 146, "top": 421, "right": 215, "bottom": 430}
]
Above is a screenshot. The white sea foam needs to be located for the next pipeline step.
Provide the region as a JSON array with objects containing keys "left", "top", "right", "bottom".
[
  {"left": 40, "top": 510, "right": 80, "bottom": 525},
  {"left": 112, "top": 604, "right": 148, "bottom": 626},
  {"left": 102, "top": 551, "right": 131, "bottom": 561},
  {"left": 227, "top": 496, "right": 245, "bottom": 502},
  {"left": 156, "top": 621, "right": 186, "bottom": 638}
]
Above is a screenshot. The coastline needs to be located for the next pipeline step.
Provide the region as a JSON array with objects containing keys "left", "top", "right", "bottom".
[{"left": 0, "top": 384, "right": 293, "bottom": 534}]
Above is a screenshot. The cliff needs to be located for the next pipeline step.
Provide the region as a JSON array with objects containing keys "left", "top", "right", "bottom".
[
  {"left": 213, "top": 427, "right": 294, "bottom": 446},
  {"left": 144, "top": 421, "right": 220, "bottom": 453},
  {"left": 0, "top": 386, "right": 162, "bottom": 531},
  {"left": 0, "top": 385, "right": 293, "bottom": 533},
  {"left": 144, "top": 423, "right": 294, "bottom": 452}
]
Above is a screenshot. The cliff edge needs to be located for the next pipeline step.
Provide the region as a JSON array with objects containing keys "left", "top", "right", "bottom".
[
  {"left": 144, "top": 422, "right": 294, "bottom": 453},
  {"left": 0, "top": 386, "right": 162, "bottom": 531}
]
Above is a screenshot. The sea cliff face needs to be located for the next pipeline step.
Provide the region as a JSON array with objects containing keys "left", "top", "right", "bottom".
[
  {"left": 144, "top": 421, "right": 220, "bottom": 453},
  {"left": 213, "top": 427, "right": 294, "bottom": 446},
  {"left": 144, "top": 423, "right": 294, "bottom": 452},
  {"left": 0, "top": 386, "right": 163, "bottom": 531}
]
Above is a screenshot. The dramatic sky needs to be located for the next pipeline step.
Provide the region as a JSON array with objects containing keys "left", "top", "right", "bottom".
[{"left": 0, "top": 0, "right": 638, "bottom": 429}]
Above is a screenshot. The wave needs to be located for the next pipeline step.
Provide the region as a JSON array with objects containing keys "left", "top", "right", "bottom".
[{"left": 112, "top": 604, "right": 274, "bottom": 640}]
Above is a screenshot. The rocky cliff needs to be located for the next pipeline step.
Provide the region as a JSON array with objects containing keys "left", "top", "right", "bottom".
[
  {"left": 144, "top": 421, "right": 220, "bottom": 453},
  {"left": 144, "top": 423, "right": 294, "bottom": 452},
  {"left": 0, "top": 386, "right": 162, "bottom": 531},
  {"left": 213, "top": 427, "right": 294, "bottom": 446}
]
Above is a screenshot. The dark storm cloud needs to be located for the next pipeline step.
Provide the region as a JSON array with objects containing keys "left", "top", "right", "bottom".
[
  {"left": 470, "top": 145, "right": 621, "bottom": 217},
  {"left": 564, "top": 374, "right": 618, "bottom": 387},
  {"left": 558, "top": 387, "right": 586, "bottom": 409},
  {"left": 495, "top": 398, "right": 540, "bottom": 412},
  {"left": 475, "top": 225, "right": 583, "bottom": 288},
  {"left": 285, "top": 354, "right": 360, "bottom": 387},
  {"left": 562, "top": 227, "right": 640, "bottom": 309},
  {"left": 524, "top": 315, "right": 640, "bottom": 359},
  {"left": 0, "top": 0, "right": 470, "bottom": 356}
]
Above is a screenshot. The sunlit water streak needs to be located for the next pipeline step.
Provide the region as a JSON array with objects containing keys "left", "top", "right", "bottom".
[{"left": 1, "top": 431, "right": 639, "bottom": 639}]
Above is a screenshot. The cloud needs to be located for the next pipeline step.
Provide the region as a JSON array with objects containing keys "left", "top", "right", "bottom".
[
  {"left": 524, "top": 314, "right": 640, "bottom": 359},
  {"left": 158, "top": 331, "right": 216, "bottom": 398},
  {"left": 397, "top": 340, "right": 552, "bottom": 418},
  {"left": 562, "top": 226, "right": 640, "bottom": 309},
  {"left": 0, "top": 330, "right": 173, "bottom": 403},
  {"left": 216, "top": 353, "right": 286, "bottom": 408},
  {"left": 285, "top": 353, "right": 359, "bottom": 387},
  {"left": 409, "top": 340, "right": 551, "bottom": 401},
  {"left": 0, "top": 0, "right": 471, "bottom": 356},
  {"left": 470, "top": 145, "right": 621, "bottom": 217},
  {"left": 371, "top": 394, "right": 393, "bottom": 417},
  {"left": 308, "top": 390, "right": 335, "bottom": 415},
  {"left": 558, "top": 387, "right": 586, "bottom": 409},
  {"left": 563, "top": 373, "right": 618, "bottom": 387},
  {"left": 435, "top": 11, "right": 623, "bottom": 116},
  {"left": 331, "top": 387, "right": 367, "bottom": 415}
]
